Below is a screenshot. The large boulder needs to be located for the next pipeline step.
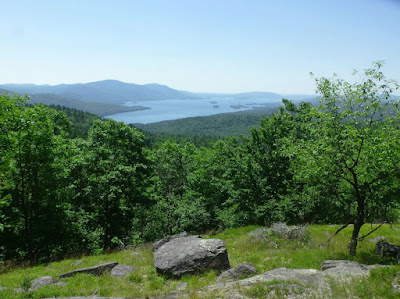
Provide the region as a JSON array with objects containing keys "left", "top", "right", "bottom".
[
  {"left": 154, "top": 236, "right": 230, "bottom": 277},
  {"left": 375, "top": 241, "right": 400, "bottom": 262}
]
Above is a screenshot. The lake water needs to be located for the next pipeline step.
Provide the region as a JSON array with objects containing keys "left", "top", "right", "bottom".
[{"left": 106, "top": 98, "right": 281, "bottom": 124}]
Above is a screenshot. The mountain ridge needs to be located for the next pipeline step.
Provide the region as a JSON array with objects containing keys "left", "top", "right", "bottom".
[{"left": 1, "top": 80, "right": 200, "bottom": 104}]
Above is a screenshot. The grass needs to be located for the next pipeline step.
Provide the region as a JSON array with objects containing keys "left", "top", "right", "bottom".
[{"left": 0, "top": 224, "right": 400, "bottom": 298}]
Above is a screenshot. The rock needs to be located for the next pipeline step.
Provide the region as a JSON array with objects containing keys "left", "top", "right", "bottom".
[
  {"left": 59, "top": 262, "right": 119, "bottom": 279},
  {"left": 375, "top": 241, "right": 400, "bottom": 262},
  {"left": 29, "top": 276, "right": 54, "bottom": 291},
  {"left": 216, "top": 262, "right": 258, "bottom": 282},
  {"left": 110, "top": 264, "right": 138, "bottom": 277},
  {"left": 321, "top": 260, "right": 363, "bottom": 271},
  {"left": 176, "top": 282, "right": 187, "bottom": 291},
  {"left": 205, "top": 268, "right": 322, "bottom": 292},
  {"left": 0, "top": 287, "right": 6, "bottom": 290},
  {"left": 154, "top": 236, "right": 230, "bottom": 277},
  {"left": 321, "top": 260, "right": 387, "bottom": 281},
  {"left": 392, "top": 272, "right": 400, "bottom": 293},
  {"left": 205, "top": 260, "right": 384, "bottom": 296},
  {"left": 369, "top": 236, "right": 387, "bottom": 243},
  {"left": 152, "top": 232, "right": 190, "bottom": 252}
]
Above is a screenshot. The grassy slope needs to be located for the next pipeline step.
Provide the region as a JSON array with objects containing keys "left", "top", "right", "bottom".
[{"left": 1, "top": 224, "right": 399, "bottom": 298}]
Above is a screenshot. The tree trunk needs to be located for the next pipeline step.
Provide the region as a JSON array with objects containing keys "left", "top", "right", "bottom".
[
  {"left": 348, "top": 220, "right": 362, "bottom": 256},
  {"left": 348, "top": 192, "right": 365, "bottom": 256}
]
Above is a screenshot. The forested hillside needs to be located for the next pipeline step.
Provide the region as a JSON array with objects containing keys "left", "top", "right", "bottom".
[{"left": 1, "top": 63, "right": 399, "bottom": 265}]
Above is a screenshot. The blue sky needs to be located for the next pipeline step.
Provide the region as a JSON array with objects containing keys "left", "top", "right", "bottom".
[{"left": 1, "top": 0, "right": 400, "bottom": 94}]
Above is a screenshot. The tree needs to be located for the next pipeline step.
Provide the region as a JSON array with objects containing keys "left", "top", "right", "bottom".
[
  {"left": 74, "top": 119, "right": 150, "bottom": 250},
  {"left": 288, "top": 62, "right": 400, "bottom": 255},
  {"left": 0, "top": 94, "right": 72, "bottom": 263}
]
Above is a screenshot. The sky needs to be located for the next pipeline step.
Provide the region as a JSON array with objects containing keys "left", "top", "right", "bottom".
[{"left": 1, "top": 0, "right": 400, "bottom": 94}]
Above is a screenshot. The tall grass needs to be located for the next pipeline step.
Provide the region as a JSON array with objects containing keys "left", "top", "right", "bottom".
[{"left": 0, "top": 224, "right": 399, "bottom": 298}]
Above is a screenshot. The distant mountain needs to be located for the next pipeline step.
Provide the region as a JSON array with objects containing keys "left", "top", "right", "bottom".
[
  {"left": 0, "top": 88, "right": 149, "bottom": 116},
  {"left": 1, "top": 80, "right": 200, "bottom": 104}
]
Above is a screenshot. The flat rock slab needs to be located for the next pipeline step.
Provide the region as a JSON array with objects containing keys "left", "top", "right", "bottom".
[
  {"left": 60, "top": 262, "right": 119, "bottom": 279},
  {"left": 110, "top": 264, "right": 138, "bottom": 277},
  {"left": 154, "top": 236, "right": 230, "bottom": 277},
  {"left": 206, "top": 260, "right": 384, "bottom": 292}
]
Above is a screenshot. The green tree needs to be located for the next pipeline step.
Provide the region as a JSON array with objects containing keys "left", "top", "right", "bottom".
[
  {"left": 75, "top": 119, "right": 150, "bottom": 250},
  {"left": 0, "top": 94, "right": 71, "bottom": 263},
  {"left": 288, "top": 62, "right": 400, "bottom": 255}
]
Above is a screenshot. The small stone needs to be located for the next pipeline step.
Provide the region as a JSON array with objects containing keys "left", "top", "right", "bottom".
[
  {"left": 72, "top": 259, "right": 84, "bottom": 266},
  {"left": 176, "top": 282, "right": 187, "bottom": 290},
  {"left": 369, "top": 236, "right": 387, "bottom": 243},
  {"left": 110, "top": 264, "right": 138, "bottom": 278},
  {"left": 392, "top": 272, "right": 400, "bottom": 293},
  {"left": 216, "top": 262, "right": 258, "bottom": 282},
  {"left": 29, "top": 276, "right": 54, "bottom": 291}
]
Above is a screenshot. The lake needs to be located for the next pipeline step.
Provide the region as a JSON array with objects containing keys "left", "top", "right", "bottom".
[{"left": 106, "top": 97, "right": 281, "bottom": 124}]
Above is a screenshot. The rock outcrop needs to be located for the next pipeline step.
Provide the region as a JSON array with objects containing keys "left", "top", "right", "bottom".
[
  {"left": 153, "top": 235, "right": 230, "bottom": 277},
  {"left": 202, "top": 260, "right": 386, "bottom": 298}
]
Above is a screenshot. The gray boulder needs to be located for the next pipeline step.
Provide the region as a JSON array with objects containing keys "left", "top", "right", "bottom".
[
  {"left": 216, "top": 262, "right": 258, "bottom": 282},
  {"left": 154, "top": 236, "right": 230, "bottom": 277},
  {"left": 59, "top": 262, "right": 118, "bottom": 279},
  {"left": 375, "top": 241, "right": 400, "bottom": 262},
  {"left": 110, "top": 264, "right": 138, "bottom": 278}
]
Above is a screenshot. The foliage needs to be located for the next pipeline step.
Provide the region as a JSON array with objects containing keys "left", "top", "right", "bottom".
[
  {"left": 285, "top": 62, "right": 400, "bottom": 255},
  {"left": 71, "top": 119, "right": 151, "bottom": 250},
  {"left": 0, "top": 94, "right": 73, "bottom": 263},
  {"left": 135, "top": 113, "right": 271, "bottom": 137}
]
